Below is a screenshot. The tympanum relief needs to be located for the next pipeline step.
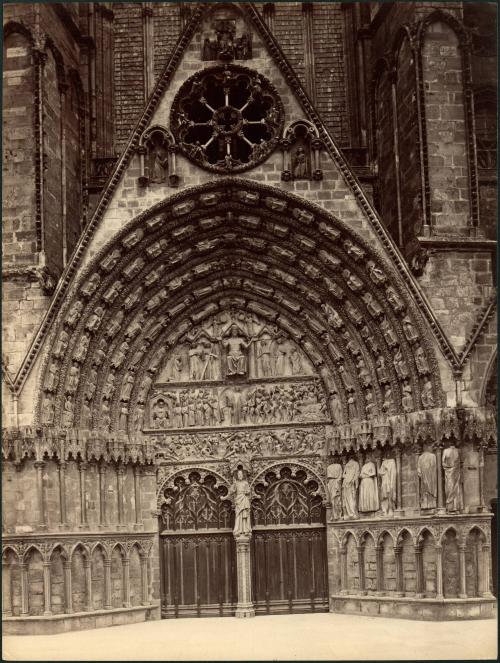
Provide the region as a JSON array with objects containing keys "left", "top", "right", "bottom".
[{"left": 149, "top": 309, "right": 329, "bottom": 472}]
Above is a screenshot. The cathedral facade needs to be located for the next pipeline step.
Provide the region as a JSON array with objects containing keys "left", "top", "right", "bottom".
[{"left": 2, "top": 2, "right": 497, "bottom": 634}]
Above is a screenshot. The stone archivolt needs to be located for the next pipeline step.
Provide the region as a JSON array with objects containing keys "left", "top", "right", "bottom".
[{"left": 37, "top": 182, "right": 442, "bottom": 436}]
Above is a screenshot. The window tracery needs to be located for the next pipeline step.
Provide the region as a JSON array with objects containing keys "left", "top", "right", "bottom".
[{"left": 171, "top": 65, "right": 284, "bottom": 173}]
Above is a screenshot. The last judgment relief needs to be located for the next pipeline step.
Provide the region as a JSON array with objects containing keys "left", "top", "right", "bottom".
[{"left": 149, "top": 308, "right": 329, "bottom": 459}]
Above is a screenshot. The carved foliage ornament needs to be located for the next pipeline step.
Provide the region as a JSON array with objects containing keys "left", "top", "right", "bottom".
[{"left": 171, "top": 65, "right": 284, "bottom": 173}]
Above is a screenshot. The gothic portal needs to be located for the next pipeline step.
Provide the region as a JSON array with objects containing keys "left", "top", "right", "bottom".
[{"left": 2, "top": 2, "right": 497, "bottom": 635}]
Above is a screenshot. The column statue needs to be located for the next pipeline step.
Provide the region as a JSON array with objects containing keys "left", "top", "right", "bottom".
[
  {"left": 379, "top": 457, "right": 397, "bottom": 516},
  {"left": 342, "top": 458, "right": 360, "bottom": 520},
  {"left": 326, "top": 462, "right": 343, "bottom": 520},
  {"left": 442, "top": 443, "right": 463, "bottom": 513},
  {"left": 359, "top": 456, "right": 380, "bottom": 513},
  {"left": 417, "top": 445, "right": 437, "bottom": 509}
]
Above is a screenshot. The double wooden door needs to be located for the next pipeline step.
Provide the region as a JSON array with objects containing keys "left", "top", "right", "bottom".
[
  {"left": 250, "top": 466, "right": 329, "bottom": 614},
  {"left": 160, "top": 531, "right": 237, "bottom": 617},
  {"left": 159, "top": 470, "right": 237, "bottom": 618},
  {"left": 158, "top": 466, "right": 329, "bottom": 617},
  {"left": 252, "top": 525, "right": 328, "bottom": 614}
]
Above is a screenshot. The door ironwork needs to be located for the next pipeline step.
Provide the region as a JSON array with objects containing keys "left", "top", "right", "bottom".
[
  {"left": 159, "top": 471, "right": 237, "bottom": 617},
  {"left": 250, "top": 466, "right": 329, "bottom": 614}
]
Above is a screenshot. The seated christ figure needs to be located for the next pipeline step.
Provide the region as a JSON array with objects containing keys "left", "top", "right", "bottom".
[{"left": 223, "top": 325, "right": 251, "bottom": 377}]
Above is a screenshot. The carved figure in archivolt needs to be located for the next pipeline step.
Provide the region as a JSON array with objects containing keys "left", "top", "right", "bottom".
[
  {"left": 359, "top": 456, "right": 379, "bottom": 513},
  {"left": 379, "top": 456, "right": 396, "bottom": 516},
  {"left": 342, "top": 458, "right": 360, "bottom": 520},
  {"left": 417, "top": 445, "right": 437, "bottom": 509},
  {"left": 327, "top": 462, "right": 343, "bottom": 520},
  {"left": 442, "top": 444, "right": 463, "bottom": 513},
  {"left": 228, "top": 467, "right": 252, "bottom": 536}
]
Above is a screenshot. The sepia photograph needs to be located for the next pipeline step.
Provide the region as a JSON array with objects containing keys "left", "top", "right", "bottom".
[{"left": 1, "top": 1, "right": 497, "bottom": 660}]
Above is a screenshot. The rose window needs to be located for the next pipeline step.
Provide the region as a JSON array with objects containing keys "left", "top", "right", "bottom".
[{"left": 171, "top": 65, "right": 284, "bottom": 173}]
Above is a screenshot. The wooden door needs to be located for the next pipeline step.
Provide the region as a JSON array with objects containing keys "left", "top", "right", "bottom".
[
  {"left": 251, "top": 466, "right": 329, "bottom": 614},
  {"left": 158, "top": 470, "right": 237, "bottom": 617},
  {"left": 252, "top": 526, "right": 328, "bottom": 614},
  {"left": 160, "top": 531, "right": 237, "bottom": 617}
]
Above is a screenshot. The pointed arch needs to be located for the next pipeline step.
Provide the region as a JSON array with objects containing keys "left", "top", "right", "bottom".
[{"left": 35, "top": 181, "right": 443, "bottom": 438}]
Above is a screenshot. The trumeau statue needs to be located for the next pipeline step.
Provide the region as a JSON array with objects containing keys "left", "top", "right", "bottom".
[
  {"left": 228, "top": 467, "right": 252, "bottom": 536},
  {"left": 417, "top": 445, "right": 437, "bottom": 509}
]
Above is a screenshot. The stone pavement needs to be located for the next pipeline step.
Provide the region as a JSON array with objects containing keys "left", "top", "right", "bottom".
[{"left": 3, "top": 613, "right": 497, "bottom": 661}]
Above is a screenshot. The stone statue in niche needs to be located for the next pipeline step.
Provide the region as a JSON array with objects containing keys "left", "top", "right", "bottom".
[
  {"left": 402, "top": 316, "right": 419, "bottom": 343},
  {"left": 347, "top": 394, "right": 358, "bottom": 420},
  {"left": 417, "top": 445, "right": 437, "bottom": 509},
  {"left": 201, "top": 18, "right": 252, "bottom": 62},
  {"left": 442, "top": 443, "right": 463, "bottom": 513},
  {"left": 365, "top": 389, "right": 376, "bottom": 418},
  {"left": 73, "top": 334, "right": 90, "bottom": 364},
  {"left": 375, "top": 353, "right": 389, "bottom": 384},
  {"left": 274, "top": 336, "right": 289, "bottom": 376},
  {"left": 85, "top": 367, "right": 98, "bottom": 401},
  {"left": 342, "top": 457, "right": 360, "bottom": 520},
  {"left": 291, "top": 145, "right": 310, "bottom": 179},
  {"left": 65, "top": 300, "right": 84, "bottom": 327},
  {"left": 66, "top": 364, "right": 80, "bottom": 395},
  {"left": 118, "top": 405, "right": 128, "bottom": 431},
  {"left": 421, "top": 379, "right": 435, "bottom": 408},
  {"left": 146, "top": 130, "right": 169, "bottom": 183},
  {"left": 222, "top": 324, "right": 251, "bottom": 377},
  {"left": 327, "top": 462, "right": 343, "bottom": 520},
  {"left": 289, "top": 346, "right": 303, "bottom": 375},
  {"left": 62, "top": 395, "right": 74, "bottom": 428},
  {"left": 367, "top": 261, "right": 386, "bottom": 285},
  {"left": 379, "top": 456, "right": 397, "bottom": 516},
  {"left": 42, "top": 394, "right": 55, "bottom": 425},
  {"left": 401, "top": 382, "right": 413, "bottom": 413},
  {"left": 394, "top": 348, "right": 409, "bottom": 380},
  {"left": 415, "top": 347, "right": 430, "bottom": 375},
  {"left": 359, "top": 455, "right": 380, "bottom": 513},
  {"left": 382, "top": 385, "right": 395, "bottom": 415},
  {"left": 53, "top": 330, "right": 69, "bottom": 359},
  {"left": 132, "top": 405, "right": 145, "bottom": 431},
  {"left": 228, "top": 467, "right": 252, "bottom": 536},
  {"left": 81, "top": 399, "right": 92, "bottom": 429},
  {"left": 257, "top": 333, "right": 273, "bottom": 377}
]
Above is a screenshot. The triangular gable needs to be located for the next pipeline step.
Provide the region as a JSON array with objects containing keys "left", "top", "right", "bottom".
[{"left": 13, "top": 1, "right": 462, "bottom": 395}]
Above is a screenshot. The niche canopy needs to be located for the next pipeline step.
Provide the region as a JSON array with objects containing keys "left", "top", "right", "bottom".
[{"left": 171, "top": 65, "right": 284, "bottom": 173}]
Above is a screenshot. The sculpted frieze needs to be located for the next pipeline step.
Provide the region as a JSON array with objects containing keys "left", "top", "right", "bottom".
[
  {"left": 147, "top": 379, "right": 328, "bottom": 431},
  {"left": 154, "top": 425, "right": 327, "bottom": 462}
]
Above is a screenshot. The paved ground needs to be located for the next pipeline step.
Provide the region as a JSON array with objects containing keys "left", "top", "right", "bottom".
[{"left": 3, "top": 613, "right": 497, "bottom": 661}]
